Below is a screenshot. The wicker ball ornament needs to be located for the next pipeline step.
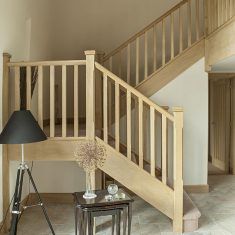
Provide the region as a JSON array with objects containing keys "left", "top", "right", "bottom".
[{"left": 74, "top": 139, "right": 107, "bottom": 172}]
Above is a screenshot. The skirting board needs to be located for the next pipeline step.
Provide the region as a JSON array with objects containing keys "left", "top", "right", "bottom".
[
  {"left": 28, "top": 193, "right": 74, "bottom": 204},
  {"left": 184, "top": 184, "right": 209, "bottom": 193},
  {"left": 0, "top": 194, "right": 29, "bottom": 233}
]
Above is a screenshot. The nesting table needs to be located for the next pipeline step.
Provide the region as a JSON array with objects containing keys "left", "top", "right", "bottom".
[{"left": 73, "top": 189, "right": 133, "bottom": 235}]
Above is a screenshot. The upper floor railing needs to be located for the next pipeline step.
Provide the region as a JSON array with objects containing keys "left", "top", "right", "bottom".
[
  {"left": 102, "top": 0, "right": 205, "bottom": 87},
  {"left": 205, "top": 0, "right": 235, "bottom": 35}
]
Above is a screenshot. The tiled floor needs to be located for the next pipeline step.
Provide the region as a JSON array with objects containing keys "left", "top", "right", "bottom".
[{"left": 7, "top": 175, "right": 235, "bottom": 234}]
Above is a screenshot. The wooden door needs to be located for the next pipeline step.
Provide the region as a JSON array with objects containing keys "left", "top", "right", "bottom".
[{"left": 210, "top": 79, "right": 231, "bottom": 172}]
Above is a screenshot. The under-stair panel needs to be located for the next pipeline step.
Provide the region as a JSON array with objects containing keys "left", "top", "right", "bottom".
[{"left": 98, "top": 138, "right": 175, "bottom": 219}]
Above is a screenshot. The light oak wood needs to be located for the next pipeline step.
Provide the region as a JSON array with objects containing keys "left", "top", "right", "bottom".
[
  {"left": 26, "top": 66, "right": 31, "bottom": 110},
  {"left": 85, "top": 50, "right": 96, "bottom": 140},
  {"left": 173, "top": 107, "right": 183, "bottom": 233},
  {"left": 171, "top": 13, "right": 175, "bottom": 60},
  {"left": 103, "top": 0, "right": 188, "bottom": 61},
  {"left": 138, "top": 98, "right": 144, "bottom": 169},
  {"left": 8, "top": 60, "right": 86, "bottom": 67},
  {"left": 50, "top": 65, "right": 55, "bottom": 137},
  {"left": 127, "top": 90, "right": 131, "bottom": 159},
  {"left": 162, "top": 20, "right": 166, "bottom": 66},
  {"left": 38, "top": 66, "right": 43, "bottom": 128},
  {"left": 137, "top": 39, "right": 205, "bottom": 97},
  {"left": 144, "top": 31, "right": 148, "bottom": 78},
  {"left": 2, "top": 53, "right": 11, "bottom": 232},
  {"left": 96, "top": 137, "right": 175, "bottom": 219},
  {"left": 74, "top": 65, "right": 79, "bottom": 137},
  {"left": 150, "top": 106, "right": 155, "bottom": 177},
  {"left": 205, "top": 17, "right": 235, "bottom": 71},
  {"left": 115, "top": 82, "right": 120, "bottom": 151},
  {"left": 14, "top": 66, "right": 20, "bottom": 110},
  {"left": 188, "top": 0, "right": 192, "bottom": 46},
  {"left": 153, "top": 25, "right": 157, "bottom": 71},
  {"left": 184, "top": 184, "right": 210, "bottom": 193},
  {"left": 95, "top": 62, "right": 174, "bottom": 121},
  {"left": 118, "top": 51, "right": 122, "bottom": 77},
  {"left": 179, "top": 6, "right": 183, "bottom": 53},
  {"left": 162, "top": 115, "right": 168, "bottom": 184},
  {"left": 127, "top": 43, "right": 131, "bottom": 84},
  {"left": 136, "top": 37, "right": 140, "bottom": 85},
  {"left": 28, "top": 193, "right": 73, "bottom": 204},
  {"left": 103, "top": 74, "right": 108, "bottom": 143},
  {"left": 62, "top": 65, "right": 67, "bottom": 137},
  {"left": 196, "top": 0, "right": 200, "bottom": 40},
  {"left": 109, "top": 56, "right": 113, "bottom": 71}
]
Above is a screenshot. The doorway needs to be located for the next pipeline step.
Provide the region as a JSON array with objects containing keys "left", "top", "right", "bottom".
[{"left": 209, "top": 74, "right": 235, "bottom": 175}]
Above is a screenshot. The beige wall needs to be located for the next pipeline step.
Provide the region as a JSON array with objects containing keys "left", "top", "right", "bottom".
[
  {"left": 0, "top": 0, "right": 54, "bottom": 220},
  {"left": 151, "top": 58, "right": 208, "bottom": 185}
]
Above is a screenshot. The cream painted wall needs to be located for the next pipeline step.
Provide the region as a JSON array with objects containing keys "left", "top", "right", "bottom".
[
  {"left": 150, "top": 58, "right": 208, "bottom": 185},
  {"left": 0, "top": 0, "right": 54, "bottom": 221}
]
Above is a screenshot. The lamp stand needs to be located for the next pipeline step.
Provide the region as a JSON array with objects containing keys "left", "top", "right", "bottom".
[{"left": 9, "top": 144, "right": 55, "bottom": 235}]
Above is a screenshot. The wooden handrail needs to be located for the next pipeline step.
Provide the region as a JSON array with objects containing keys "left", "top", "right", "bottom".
[
  {"left": 95, "top": 62, "right": 174, "bottom": 122},
  {"left": 103, "top": 0, "right": 188, "bottom": 61},
  {"left": 8, "top": 60, "right": 86, "bottom": 67}
]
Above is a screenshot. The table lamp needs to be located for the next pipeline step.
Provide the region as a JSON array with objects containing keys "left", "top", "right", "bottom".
[{"left": 0, "top": 110, "right": 55, "bottom": 235}]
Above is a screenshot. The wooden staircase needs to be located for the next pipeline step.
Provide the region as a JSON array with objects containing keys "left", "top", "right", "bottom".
[
  {"left": 102, "top": 0, "right": 206, "bottom": 97},
  {"left": 3, "top": 51, "right": 184, "bottom": 232}
]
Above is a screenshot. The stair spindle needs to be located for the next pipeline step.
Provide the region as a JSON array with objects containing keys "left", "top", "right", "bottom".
[
  {"left": 14, "top": 66, "right": 20, "bottom": 111},
  {"left": 38, "top": 66, "right": 43, "bottom": 128},
  {"left": 115, "top": 82, "right": 120, "bottom": 151},
  {"left": 196, "top": 0, "right": 200, "bottom": 40},
  {"left": 127, "top": 90, "right": 131, "bottom": 160},
  {"left": 50, "top": 65, "right": 55, "bottom": 137},
  {"left": 171, "top": 13, "right": 174, "bottom": 60},
  {"left": 162, "top": 20, "right": 166, "bottom": 66},
  {"left": 153, "top": 25, "right": 157, "bottom": 71},
  {"left": 103, "top": 73, "right": 108, "bottom": 143},
  {"left": 188, "top": 0, "right": 192, "bottom": 47},
  {"left": 138, "top": 98, "right": 143, "bottom": 169},
  {"left": 127, "top": 44, "right": 131, "bottom": 84},
  {"left": 179, "top": 7, "right": 183, "bottom": 53},
  {"left": 62, "top": 65, "right": 67, "bottom": 137},
  {"left": 136, "top": 37, "right": 140, "bottom": 85},
  {"left": 150, "top": 106, "right": 155, "bottom": 177},
  {"left": 162, "top": 115, "right": 168, "bottom": 184},
  {"left": 26, "top": 66, "right": 31, "bottom": 110},
  {"left": 74, "top": 65, "right": 79, "bottom": 137},
  {"left": 144, "top": 31, "right": 148, "bottom": 78}
]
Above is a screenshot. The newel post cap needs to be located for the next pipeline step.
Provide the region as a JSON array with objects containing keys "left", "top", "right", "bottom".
[
  {"left": 172, "top": 107, "right": 184, "bottom": 112},
  {"left": 84, "top": 50, "right": 96, "bottom": 56},
  {"left": 3, "top": 52, "right": 12, "bottom": 59}
]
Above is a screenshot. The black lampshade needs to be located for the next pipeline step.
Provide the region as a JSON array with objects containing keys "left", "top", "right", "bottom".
[{"left": 0, "top": 110, "right": 47, "bottom": 144}]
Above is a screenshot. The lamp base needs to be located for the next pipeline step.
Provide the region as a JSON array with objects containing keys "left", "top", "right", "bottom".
[{"left": 9, "top": 162, "right": 55, "bottom": 235}]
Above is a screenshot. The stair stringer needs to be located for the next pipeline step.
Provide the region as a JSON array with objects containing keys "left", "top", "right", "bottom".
[
  {"left": 96, "top": 137, "right": 174, "bottom": 220},
  {"left": 136, "top": 38, "right": 205, "bottom": 97}
]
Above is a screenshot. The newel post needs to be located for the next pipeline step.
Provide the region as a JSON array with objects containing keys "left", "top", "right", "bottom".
[
  {"left": 85, "top": 50, "right": 103, "bottom": 191},
  {"left": 95, "top": 52, "right": 105, "bottom": 131},
  {"left": 85, "top": 50, "right": 96, "bottom": 139},
  {"left": 172, "top": 107, "right": 184, "bottom": 233},
  {"left": 2, "top": 53, "right": 11, "bottom": 231}
]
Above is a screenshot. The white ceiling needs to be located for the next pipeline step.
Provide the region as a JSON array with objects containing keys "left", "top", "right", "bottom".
[{"left": 211, "top": 55, "right": 235, "bottom": 72}]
